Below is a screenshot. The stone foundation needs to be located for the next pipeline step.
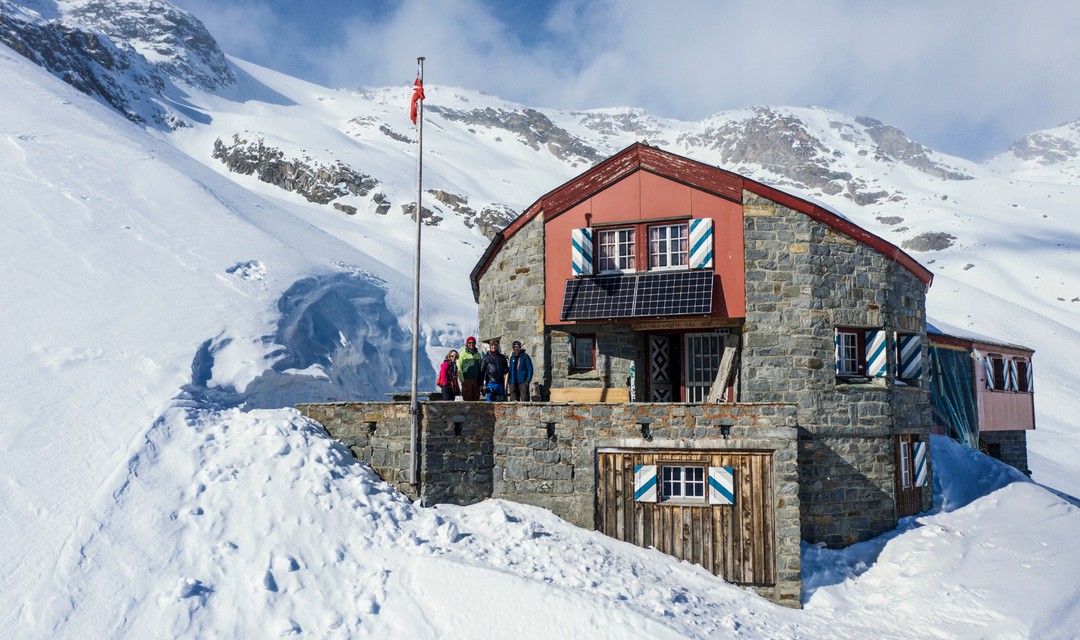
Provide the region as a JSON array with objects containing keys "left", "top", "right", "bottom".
[{"left": 298, "top": 400, "right": 803, "bottom": 607}]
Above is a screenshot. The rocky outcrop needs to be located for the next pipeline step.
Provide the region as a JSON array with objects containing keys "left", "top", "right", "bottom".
[
  {"left": 212, "top": 134, "right": 379, "bottom": 205},
  {"left": 681, "top": 107, "right": 862, "bottom": 198},
  {"left": 429, "top": 189, "right": 516, "bottom": 239},
  {"left": 902, "top": 232, "right": 956, "bottom": 252},
  {"left": 429, "top": 106, "right": 602, "bottom": 166},
  {"left": 0, "top": 0, "right": 234, "bottom": 129},
  {"left": 855, "top": 117, "right": 971, "bottom": 180},
  {"left": 61, "top": 0, "right": 235, "bottom": 91},
  {"left": 1, "top": 1, "right": 169, "bottom": 126},
  {"left": 1001, "top": 120, "right": 1080, "bottom": 165}
]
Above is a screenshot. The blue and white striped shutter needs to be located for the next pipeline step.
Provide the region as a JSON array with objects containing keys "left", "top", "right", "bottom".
[
  {"left": 634, "top": 465, "right": 658, "bottom": 502},
  {"left": 897, "top": 334, "right": 922, "bottom": 379},
  {"left": 833, "top": 330, "right": 841, "bottom": 375},
  {"left": 571, "top": 228, "right": 593, "bottom": 276},
  {"left": 688, "top": 219, "right": 714, "bottom": 269},
  {"left": 708, "top": 466, "right": 735, "bottom": 505},
  {"left": 981, "top": 352, "right": 995, "bottom": 390},
  {"left": 865, "top": 330, "right": 888, "bottom": 378},
  {"left": 1006, "top": 360, "right": 1019, "bottom": 391},
  {"left": 1026, "top": 360, "right": 1034, "bottom": 392},
  {"left": 913, "top": 441, "right": 929, "bottom": 487}
]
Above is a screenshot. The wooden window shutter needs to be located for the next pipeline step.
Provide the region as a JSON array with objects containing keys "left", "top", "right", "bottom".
[
  {"left": 1006, "top": 359, "right": 1019, "bottom": 392},
  {"left": 707, "top": 466, "right": 735, "bottom": 505},
  {"left": 571, "top": 228, "right": 593, "bottom": 276},
  {"left": 896, "top": 333, "right": 922, "bottom": 379},
  {"left": 913, "top": 441, "right": 929, "bottom": 487},
  {"left": 633, "top": 465, "right": 657, "bottom": 502},
  {"left": 865, "top": 330, "right": 887, "bottom": 378},
  {"left": 688, "top": 218, "right": 714, "bottom": 269},
  {"left": 981, "top": 352, "right": 995, "bottom": 390}
]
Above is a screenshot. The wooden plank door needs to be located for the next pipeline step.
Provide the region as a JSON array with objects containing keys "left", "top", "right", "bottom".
[{"left": 596, "top": 449, "right": 776, "bottom": 586}]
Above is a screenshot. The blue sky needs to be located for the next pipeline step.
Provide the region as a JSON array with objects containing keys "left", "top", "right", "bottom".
[{"left": 170, "top": 0, "right": 1080, "bottom": 161}]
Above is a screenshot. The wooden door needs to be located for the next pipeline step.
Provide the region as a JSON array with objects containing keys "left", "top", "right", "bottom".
[
  {"left": 895, "top": 434, "right": 926, "bottom": 517},
  {"left": 596, "top": 449, "right": 775, "bottom": 586}
]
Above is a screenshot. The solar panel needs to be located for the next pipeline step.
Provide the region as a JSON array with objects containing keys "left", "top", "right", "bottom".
[{"left": 560, "top": 270, "right": 714, "bottom": 321}]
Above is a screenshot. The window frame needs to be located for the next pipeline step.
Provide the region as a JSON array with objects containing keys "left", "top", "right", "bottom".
[
  {"left": 899, "top": 440, "right": 913, "bottom": 489},
  {"left": 570, "top": 334, "right": 596, "bottom": 372},
  {"left": 647, "top": 222, "right": 689, "bottom": 271},
  {"left": 1014, "top": 357, "right": 1031, "bottom": 393},
  {"left": 660, "top": 463, "right": 707, "bottom": 503},
  {"left": 989, "top": 354, "right": 1006, "bottom": 391},
  {"left": 596, "top": 227, "right": 636, "bottom": 274},
  {"left": 835, "top": 327, "right": 866, "bottom": 378}
]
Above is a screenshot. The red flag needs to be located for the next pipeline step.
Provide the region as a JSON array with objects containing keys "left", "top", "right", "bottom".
[{"left": 409, "top": 77, "right": 425, "bottom": 125}]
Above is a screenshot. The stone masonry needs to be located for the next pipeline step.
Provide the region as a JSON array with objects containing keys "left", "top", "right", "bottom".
[
  {"left": 979, "top": 430, "right": 1031, "bottom": 476},
  {"left": 740, "top": 192, "right": 933, "bottom": 544},
  {"left": 477, "top": 214, "right": 548, "bottom": 392},
  {"left": 297, "top": 400, "right": 803, "bottom": 607}
]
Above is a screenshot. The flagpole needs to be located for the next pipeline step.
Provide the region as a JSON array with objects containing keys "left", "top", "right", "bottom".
[{"left": 409, "top": 56, "right": 425, "bottom": 487}]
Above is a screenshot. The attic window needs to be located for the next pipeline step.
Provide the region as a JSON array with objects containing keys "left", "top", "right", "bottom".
[
  {"left": 597, "top": 228, "right": 635, "bottom": 273},
  {"left": 648, "top": 223, "right": 688, "bottom": 270}
]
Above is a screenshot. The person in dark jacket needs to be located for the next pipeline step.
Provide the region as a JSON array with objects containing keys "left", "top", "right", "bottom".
[
  {"left": 436, "top": 350, "right": 460, "bottom": 401},
  {"left": 480, "top": 340, "right": 509, "bottom": 401},
  {"left": 507, "top": 340, "right": 534, "bottom": 401}
]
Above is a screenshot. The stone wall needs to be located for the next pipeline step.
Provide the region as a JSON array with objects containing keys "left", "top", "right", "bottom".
[
  {"left": 477, "top": 214, "right": 547, "bottom": 389},
  {"left": 741, "top": 191, "right": 933, "bottom": 544},
  {"left": 979, "top": 429, "right": 1031, "bottom": 475},
  {"left": 298, "top": 400, "right": 802, "bottom": 606}
]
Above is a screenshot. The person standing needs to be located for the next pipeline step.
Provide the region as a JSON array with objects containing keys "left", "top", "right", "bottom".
[
  {"left": 436, "top": 350, "right": 460, "bottom": 401},
  {"left": 507, "top": 340, "right": 534, "bottom": 401},
  {"left": 480, "top": 340, "right": 509, "bottom": 402},
  {"left": 458, "top": 336, "right": 483, "bottom": 401}
]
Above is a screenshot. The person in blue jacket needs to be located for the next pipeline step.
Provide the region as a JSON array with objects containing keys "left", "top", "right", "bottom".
[{"left": 507, "top": 340, "right": 534, "bottom": 401}]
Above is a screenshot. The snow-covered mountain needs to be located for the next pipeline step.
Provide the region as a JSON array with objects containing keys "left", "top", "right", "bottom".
[{"left": 3, "top": 1, "right": 1080, "bottom": 636}]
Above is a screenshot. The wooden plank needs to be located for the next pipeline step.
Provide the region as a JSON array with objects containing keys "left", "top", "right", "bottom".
[
  {"left": 706, "top": 334, "right": 740, "bottom": 403},
  {"left": 548, "top": 387, "right": 630, "bottom": 403}
]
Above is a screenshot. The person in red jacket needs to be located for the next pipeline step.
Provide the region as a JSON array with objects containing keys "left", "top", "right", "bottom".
[{"left": 436, "top": 350, "right": 460, "bottom": 400}]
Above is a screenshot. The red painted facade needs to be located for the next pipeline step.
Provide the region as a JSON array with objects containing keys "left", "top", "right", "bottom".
[{"left": 544, "top": 171, "right": 746, "bottom": 325}]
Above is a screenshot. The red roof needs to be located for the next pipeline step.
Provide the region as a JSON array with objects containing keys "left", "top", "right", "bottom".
[{"left": 471, "top": 142, "right": 933, "bottom": 300}]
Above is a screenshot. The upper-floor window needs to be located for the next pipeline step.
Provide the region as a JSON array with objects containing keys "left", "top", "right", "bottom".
[
  {"left": 836, "top": 328, "right": 865, "bottom": 377},
  {"left": 1015, "top": 358, "right": 1031, "bottom": 393},
  {"left": 988, "top": 354, "right": 1006, "bottom": 391},
  {"left": 597, "top": 228, "right": 635, "bottom": 273},
  {"left": 648, "top": 223, "right": 688, "bottom": 270}
]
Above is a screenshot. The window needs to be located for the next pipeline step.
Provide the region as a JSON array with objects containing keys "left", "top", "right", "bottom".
[
  {"left": 570, "top": 335, "right": 595, "bottom": 371},
  {"left": 648, "top": 223, "right": 688, "bottom": 270},
  {"left": 989, "top": 354, "right": 1006, "bottom": 391},
  {"left": 836, "top": 330, "right": 863, "bottom": 376},
  {"left": 836, "top": 327, "right": 887, "bottom": 380},
  {"left": 1015, "top": 358, "right": 1031, "bottom": 393},
  {"left": 661, "top": 464, "right": 706, "bottom": 502},
  {"left": 597, "top": 228, "right": 635, "bottom": 273},
  {"left": 899, "top": 440, "right": 912, "bottom": 489}
]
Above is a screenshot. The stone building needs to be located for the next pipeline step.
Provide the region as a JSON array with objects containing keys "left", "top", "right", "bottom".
[
  {"left": 298, "top": 142, "right": 951, "bottom": 608},
  {"left": 470, "top": 142, "right": 936, "bottom": 549}
]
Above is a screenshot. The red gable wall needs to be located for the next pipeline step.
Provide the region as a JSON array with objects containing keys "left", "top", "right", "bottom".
[{"left": 544, "top": 170, "right": 745, "bottom": 326}]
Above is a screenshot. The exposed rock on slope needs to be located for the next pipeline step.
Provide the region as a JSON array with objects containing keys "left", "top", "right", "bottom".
[
  {"left": 430, "top": 105, "right": 603, "bottom": 166},
  {"left": 213, "top": 135, "right": 379, "bottom": 206},
  {"left": 0, "top": 0, "right": 234, "bottom": 128}
]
